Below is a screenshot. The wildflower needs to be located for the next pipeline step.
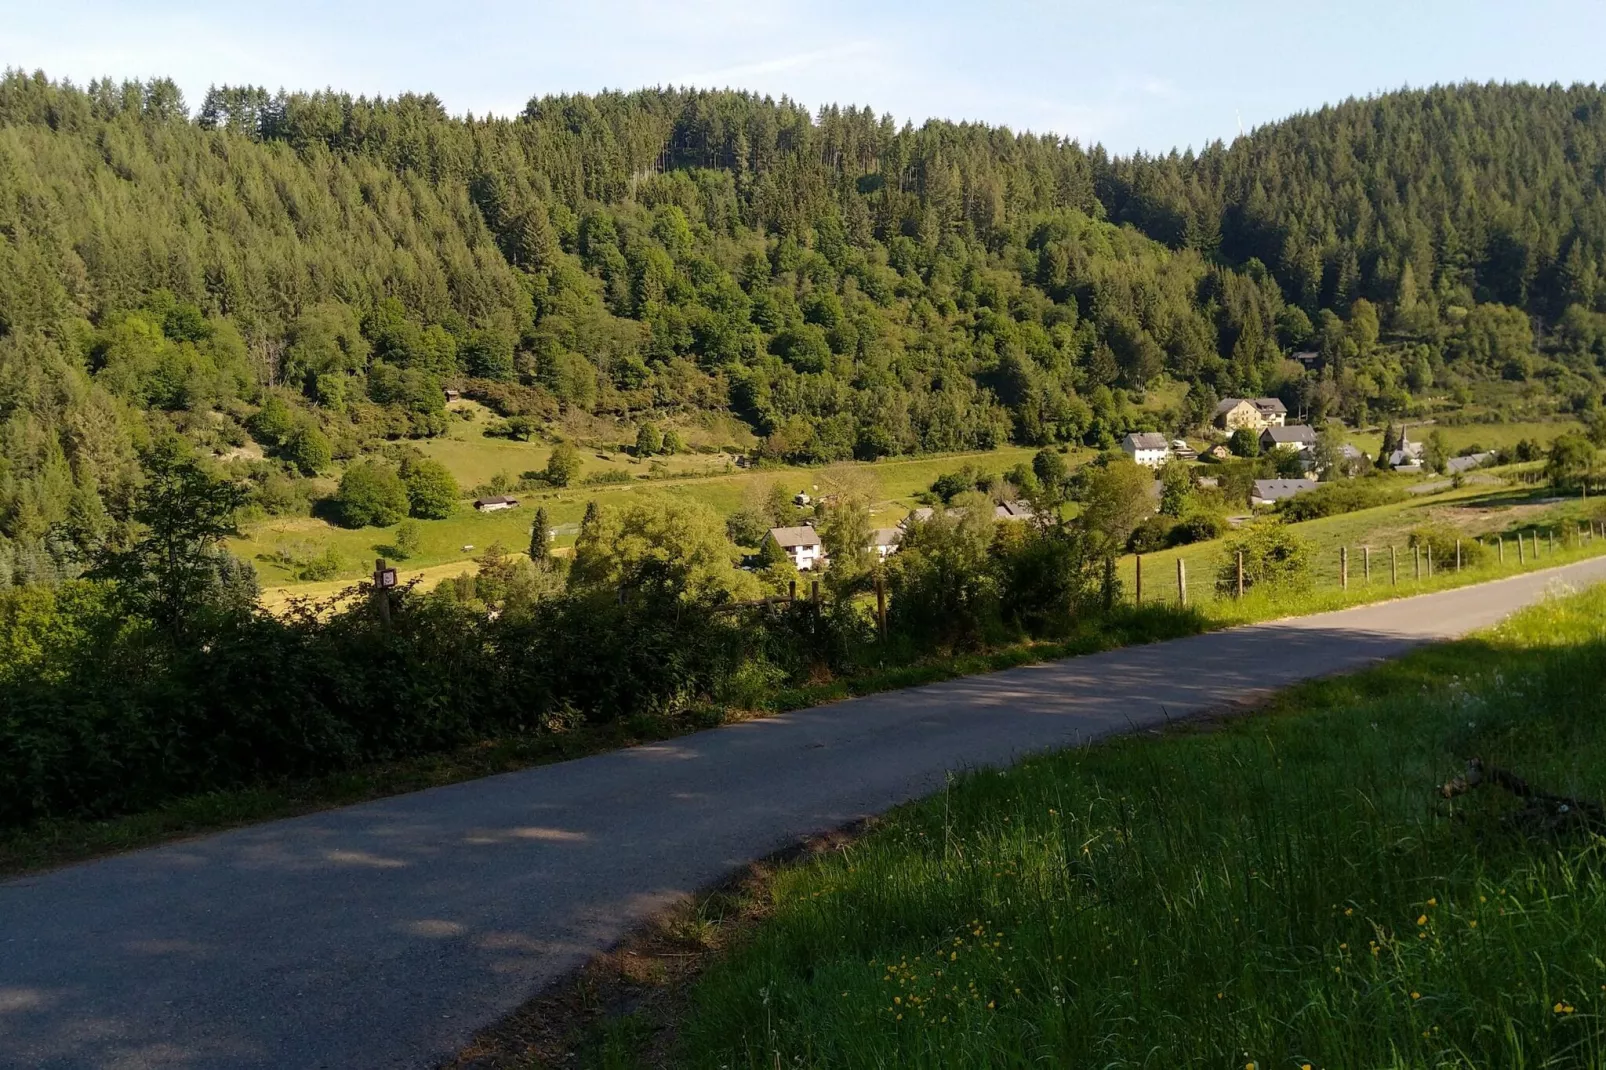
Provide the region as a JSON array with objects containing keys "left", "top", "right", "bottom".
[
  {"left": 1417, "top": 915, "right": 1428, "bottom": 926},
  {"left": 1554, "top": 1002, "right": 1575, "bottom": 1014},
  {"left": 1468, "top": 920, "right": 1477, "bottom": 929},
  {"left": 1411, "top": 991, "right": 1421, "bottom": 1000},
  {"left": 1344, "top": 907, "right": 1353, "bottom": 916},
  {"left": 1427, "top": 897, "right": 1437, "bottom": 907},
  {"left": 987, "top": 1000, "right": 995, "bottom": 1009}
]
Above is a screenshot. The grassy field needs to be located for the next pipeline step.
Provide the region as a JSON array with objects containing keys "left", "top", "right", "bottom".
[
  {"left": 238, "top": 437, "right": 1053, "bottom": 593},
  {"left": 649, "top": 586, "right": 1606, "bottom": 1068},
  {"left": 1122, "top": 475, "right": 1602, "bottom": 609},
  {"left": 1344, "top": 418, "right": 1580, "bottom": 460}
]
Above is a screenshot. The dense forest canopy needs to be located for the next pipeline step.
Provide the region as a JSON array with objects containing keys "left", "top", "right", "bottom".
[{"left": 4, "top": 70, "right": 1606, "bottom": 586}]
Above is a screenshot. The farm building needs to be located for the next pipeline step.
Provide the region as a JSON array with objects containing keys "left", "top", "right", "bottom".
[{"left": 473, "top": 495, "right": 519, "bottom": 512}]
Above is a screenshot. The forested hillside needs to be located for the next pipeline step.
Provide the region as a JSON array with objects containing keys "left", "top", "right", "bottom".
[{"left": 4, "top": 72, "right": 1606, "bottom": 585}]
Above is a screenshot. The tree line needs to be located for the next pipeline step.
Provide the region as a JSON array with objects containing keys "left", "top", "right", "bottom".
[{"left": 3, "top": 73, "right": 1606, "bottom": 588}]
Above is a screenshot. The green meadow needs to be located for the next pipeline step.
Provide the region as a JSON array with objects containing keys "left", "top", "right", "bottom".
[{"left": 659, "top": 586, "right": 1606, "bottom": 1068}]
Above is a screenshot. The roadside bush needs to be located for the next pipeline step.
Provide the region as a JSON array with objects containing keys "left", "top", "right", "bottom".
[
  {"left": 1279, "top": 479, "right": 1408, "bottom": 522},
  {"left": 1408, "top": 524, "right": 1488, "bottom": 568},
  {"left": 1126, "top": 515, "right": 1173, "bottom": 554},
  {"left": 1167, "top": 511, "right": 1226, "bottom": 546},
  {"left": 1215, "top": 520, "right": 1312, "bottom": 596}
]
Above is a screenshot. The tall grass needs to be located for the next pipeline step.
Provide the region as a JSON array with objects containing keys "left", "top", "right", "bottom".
[{"left": 676, "top": 588, "right": 1606, "bottom": 1067}]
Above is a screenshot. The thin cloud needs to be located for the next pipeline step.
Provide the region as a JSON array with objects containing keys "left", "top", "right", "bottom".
[{"left": 674, "top": 40, "right": 879, "bottom": 87}]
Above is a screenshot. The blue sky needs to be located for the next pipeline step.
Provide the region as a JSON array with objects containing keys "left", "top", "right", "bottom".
[{"left": 6, "top": 0, "right": 1606, "bottom": 153}]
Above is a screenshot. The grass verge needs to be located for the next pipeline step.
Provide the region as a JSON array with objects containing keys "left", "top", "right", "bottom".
[{"left": 588, "top": 585, "right": 1606, "bottom": 1068}]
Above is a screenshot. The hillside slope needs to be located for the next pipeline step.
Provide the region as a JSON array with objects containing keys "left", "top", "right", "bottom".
[{"left": 1, "top": 75, "right": 1604, "bottom": 584}]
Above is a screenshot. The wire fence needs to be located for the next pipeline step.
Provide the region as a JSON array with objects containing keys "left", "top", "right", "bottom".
[{"left": 1124, "top": 518, "right": 1606, "bottom": 611}]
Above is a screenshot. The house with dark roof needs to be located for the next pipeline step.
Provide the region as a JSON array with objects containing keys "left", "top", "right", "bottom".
[
  {"left": 1121, "top": 431, "right": 1171, "bottom": 468},
  {"left": 867, "top": 528, "right": 902, "bottom": 560},
  {"left": 1250, "top": 479, "right": 1318, "bottom": 507},
  {"left": 769, "top": 525, "right": 823, "bottom": 570},
  {"left": 1215, "top": 397, "right": 1288, "bottom": 431},
  {"left": 473, "top": 495, "right": 519, "bottom": 512},
  {"left": 994, "top": 500, "right": 1036, "bottom": 521},
  {"left": 1260, "top": 424, "right": 1317, "bottom": 452}
]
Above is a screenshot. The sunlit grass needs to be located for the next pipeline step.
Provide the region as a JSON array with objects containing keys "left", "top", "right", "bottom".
[{"left": 676, "top": 587, "right": 1606, "bottom": 1067}]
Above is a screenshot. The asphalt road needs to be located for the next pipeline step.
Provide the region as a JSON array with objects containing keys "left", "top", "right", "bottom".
[{"left": 6, "top": 558, "right": 1606, "bottom": 1069}]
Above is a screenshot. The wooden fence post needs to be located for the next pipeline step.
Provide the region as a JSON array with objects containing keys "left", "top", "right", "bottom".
[
  {"left": 1456, "top": 539, "right": 1462, "bottom": 571},
  {"left": 1518, "top": 535, "right": 1525, "bottom": 565},
  {"left": 1390, "top": 545, "right": 1398, "bottom": 585},
  {"left": 1340, "top": 546, "right": 1348, "bottom": 590},
  {"left": 875, "top": 575, "right": 888, "bottom": 640},
  {"left": 811, "top": 579, "right": 820, "bottom": 603},
  {"left": 371, "top": 558, "right": 392, "bottom": 629},
  {"left": 1135, "top": 554, "right": 1143, "bottom": 605},
  {"left": 1414, "top": 544, "right": 1421, "bottom": 580},
  {"left": 1364, "top": 546, "right": 1371, "bottom": 583},
  {"left": 1236, "top": 550, "right": 1244, "bottom": 600},
  {"left": 1498, "top": 536, "right": 1504, "bottom": 563},
  {"left": 1177, "top": 558, "right": 1188, "bottom": 608},
  {"left": 789, "top": 579, "right": 797, "bottom": 602},
  {"left": 1426, "top": 544, "right": 1433, "bottom": 578}
]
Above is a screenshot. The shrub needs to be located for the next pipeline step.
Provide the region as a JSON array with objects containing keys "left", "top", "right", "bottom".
[
  {"left": 400, "top": 457, "right": 458, "bottom": 519},
  {"left": 333, "top": 461, "right": 409, "bottom": 527},
  {"left": 1126, "top": 516, "right": 1173, "bottom": 554},
  {"left": 1215, "top": 520, "right": 1312, "bottom": 596},
  {"left": 1168, "top": 511, "right": 1226, "bottom": 546},
  {"left": 545, "top": 440, "right": 581, "bottom": 487},
  {"left": 1408, "top": 524, "right": 1488, "bottom": 568},
  {"left": 1278, "top": 480, "right": 1408, "bottom": 522}
]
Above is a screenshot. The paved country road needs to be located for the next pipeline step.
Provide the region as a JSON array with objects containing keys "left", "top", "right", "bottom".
[{"left": 6, "top": 559, "right": 1606, "bottom": 1070}]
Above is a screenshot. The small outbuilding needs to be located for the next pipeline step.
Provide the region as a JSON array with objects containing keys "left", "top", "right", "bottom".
[{"left": 473, "top": 495, "right": 520, "bottom": 512}]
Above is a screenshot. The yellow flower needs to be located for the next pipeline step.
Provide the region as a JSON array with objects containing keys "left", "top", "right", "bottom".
[
  {"left": 1468, "top": 920, "right": 1478, "bottom": 929},
  {"left": 1411, "top": 991, "right": 1421, "bottom": 1000},
  {"left": 1427, "top": 897, "right": 1437, "bottom": 907},
  {"left": 1344, "top": 907, "right": 1353, "bottom": 916},
  {"left": 987, "top": 1000, "right": 996, "bottom": 1009},
  {"left": 1303, "top": 1064, "right": 1313, "bottom": 1070},
  {"left": 1417, "top": 914, "right": 1428, "bottom": 926}
]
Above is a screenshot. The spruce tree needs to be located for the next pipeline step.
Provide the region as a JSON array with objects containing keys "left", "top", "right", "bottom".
[{"left": 529, "top": 506, "right": 549, "bottom": 565}]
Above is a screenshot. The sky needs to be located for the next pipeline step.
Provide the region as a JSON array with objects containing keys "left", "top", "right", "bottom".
[{"left": 5, "top": 0, "right": 1606, "bottom": 154}]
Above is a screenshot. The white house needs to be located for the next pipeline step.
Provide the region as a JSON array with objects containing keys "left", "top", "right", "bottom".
[
  {"left": 473, "top": 495, "right": 519, "bottom": 512},
  {"left": 769, "top": 525, "right": 824, "bottom": 570},
  {"left": 1250, "top": 478, "right": 1318, "bottom": 507},
  {"left": 1120, "top": 432, "right": 1172, "bottom": 468},
  {"left": 868, "top": 528, "right": 902, "bottom": 560}
]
